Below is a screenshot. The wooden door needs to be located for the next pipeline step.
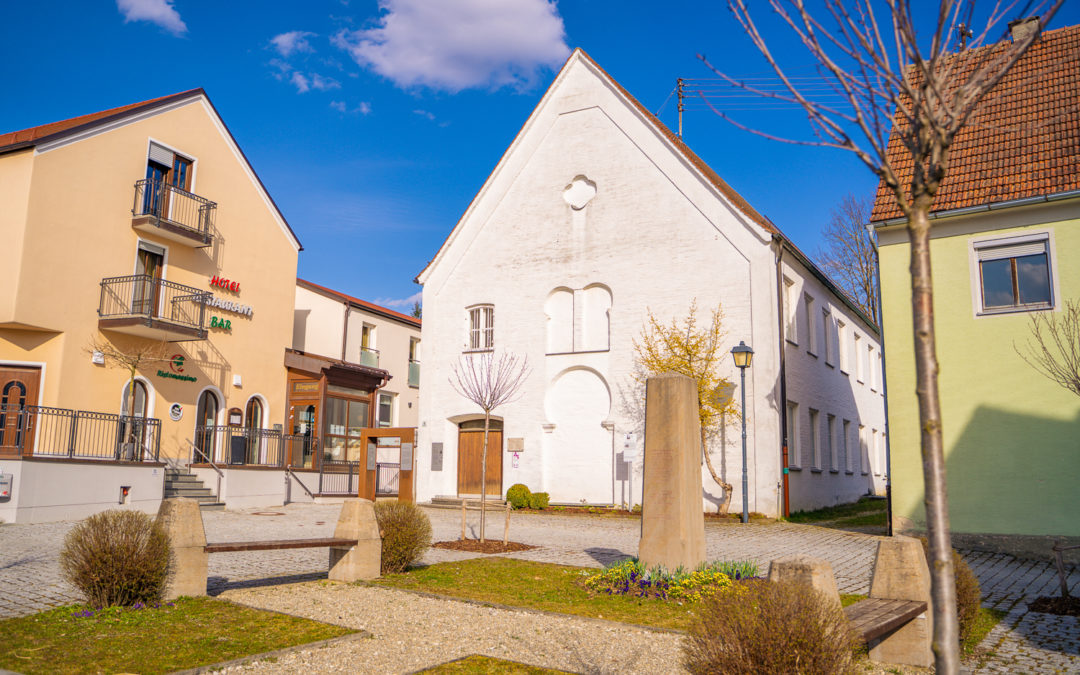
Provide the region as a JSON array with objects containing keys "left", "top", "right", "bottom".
[
  {"left": 0, "top": 366, "right": 40, "bottom": 456},
  {"left": 457, "top": 428, "right": 503, "bottom": 497}
]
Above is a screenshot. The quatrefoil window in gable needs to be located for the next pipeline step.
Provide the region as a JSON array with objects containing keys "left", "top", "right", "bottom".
[{"left": 563, "top": 175, "right": 597, "bottom": 210}]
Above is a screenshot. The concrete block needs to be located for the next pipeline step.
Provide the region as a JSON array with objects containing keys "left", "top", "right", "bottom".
[
  {"left": 767, "top": 555, "right": 842, "bottom": 612},
  {"left": 868, "top": 535, "right": 933, "bottom": 668},
  {"left": 328, "top": 499, "right": 381, "bottom": 581},
  {"left": 156, "top": 498, "right": 207, "bottom": 599},
  {"left": 638, "top": 373, "right": 706, "bottom": 571}
]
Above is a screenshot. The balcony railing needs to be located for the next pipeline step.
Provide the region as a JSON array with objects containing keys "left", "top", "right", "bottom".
[
  {"left": 132, "top": 179, "right": 215, "bottom": 246},
  {"left": 408, "top": 360, "right": 420, "bottom": 387},
  {"left": 193, "top": 425, "right": 317, "bottom": 468},
  {"left": 0, "top": 404, "right": 161, "bottom": 461},
  {"left": 99, "top": 275, "right": 210, "bottom": 340},
  {"left": 360, "top": 347, "right": 380, "bottom": 368}
]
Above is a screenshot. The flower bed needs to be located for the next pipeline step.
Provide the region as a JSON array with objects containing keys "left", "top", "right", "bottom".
[{"left": 582, "top": 559, "right": 759, "bottom": 602}]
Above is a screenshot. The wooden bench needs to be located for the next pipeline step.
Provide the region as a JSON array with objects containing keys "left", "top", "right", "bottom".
[
  {"left": 205, "top": 538, "right": 357, "bottom": 553},
  {"left": 844, "top": 598, "right": 929, "bottom": 644}
]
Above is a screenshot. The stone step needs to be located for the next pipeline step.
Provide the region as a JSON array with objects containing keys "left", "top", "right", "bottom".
[
  {"left": 165, "top": 486, "right": 214, "bottom": 497},
  {"left": 199, "top": 501, "right": 225, "bottom": 511},
  {"left": 167, "top": 491, "right": 217, "bottom": 502},
  {"left": 165, "top": 475, "right": 202, "bottom": 484}
]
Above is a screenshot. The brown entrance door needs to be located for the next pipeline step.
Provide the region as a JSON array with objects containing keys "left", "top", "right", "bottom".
[
  {"left": 457, "top": 420, "right": 503, "bottom": 497},
  {"left": 0, "top": 366, "right": 41, "bottom": 457}
]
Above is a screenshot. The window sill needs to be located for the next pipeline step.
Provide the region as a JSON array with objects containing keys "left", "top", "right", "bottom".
[
  {"left": 861, "top": 471, "right": 870, "bottom": 476},
  {"left": 788, "top": 465, "right": 802, "bottom": 472},
  {"left": 786, "top": 337, "right": 798, "bottom": 346},
  {"left": 810, "top": 468, "right": 823, "bottom": 474},
  {"left": 807, "top": 350, "right": 818, "bottom": 358},
  {"left": 976, "top": 303, "right": 1053, "bottom": 317},
  {"left": 462, "top": 348, "right": 494, "bottom": 354},
  {"left": 829, "top": 469, "right": 840, "bottom": 474},
  {"left": 825, "top": 361, "right": 835, "bottom": 369},
  {"left": 845, "top": 470, "right": 855, "bottom": 475},
  {"left": 545, "top": 348, "right": 610, "bottom": 356}
]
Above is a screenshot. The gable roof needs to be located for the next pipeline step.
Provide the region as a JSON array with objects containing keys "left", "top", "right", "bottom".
[
  {"left": 0, "top": 89, "right": 303, "bottom": 250},
  {"left": 871, "top": 24, "right": 1080, "bottom": 223},
  {"left": 298, "top": 278, "right": 421, "bottom": 328}
]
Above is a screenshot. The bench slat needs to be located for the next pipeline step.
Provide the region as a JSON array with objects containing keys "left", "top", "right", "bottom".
[
  {"left": 205, "top": 537, "right": 357, "bottom": 553},
  {"left": 844, "top": 598, "right": 928, "bottom": 643}
]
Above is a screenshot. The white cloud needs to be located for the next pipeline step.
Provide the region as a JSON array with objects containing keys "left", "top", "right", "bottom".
[
  {"left": 413, "top": 109, "right": 436, "bottom": 121},
  {"left": 290, "top": 72, "right": 311, "bottom": 93},
  {"left": 331, "top": 101, "right": 373, "bottom": 114},
  {"left": 270, "top": 31, "right": 316, "bottom": 57},
  {"left": 373, "top": 291, "right": 422, "bottom": 308},
  {"left": 310, "top": 73, "right": 341, "bottom": 91},
  {"left": 286, "top": 71, "right": 340, "bottom": 94},
  {"left": 333, "top": 0, "right": 570, "bottom": 92},
  {"left": 116, "top": 0, "right": 186, "bottom": 36},
  {"left": 358, "top": 101, "right": 372, "bottom": 115},
  {"left": 330, "top": 100, "right": 347, "bottom": 113}
]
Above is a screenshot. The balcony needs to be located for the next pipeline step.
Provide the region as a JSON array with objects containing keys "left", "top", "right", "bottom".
[
  {"left": 131, "top": 179, "right": 215, "bottom": 247},
  {"left": 98, "top": 275, "right": 210, "bottom": 341},
  {"left": 360, "top": 347, "right": 380, "bottom": 368},
  {"left": 408, "top": 360, "right": 420, "bottom": 387}
]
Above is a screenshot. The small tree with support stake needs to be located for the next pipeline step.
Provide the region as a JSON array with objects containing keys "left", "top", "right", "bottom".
[{"left": 449, "top": 351, "right": 530, "bottom": 542}]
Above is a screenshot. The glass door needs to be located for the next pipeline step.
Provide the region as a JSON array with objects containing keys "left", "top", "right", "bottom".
[{"left": 133, "top": 245, "right": 164, "bottom": 316}]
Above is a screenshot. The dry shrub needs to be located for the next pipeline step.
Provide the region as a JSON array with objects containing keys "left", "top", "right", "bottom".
[
  {"left": 683, "top": 579, "right": 858, "bottom": 675},
  {"left": 921, "top": 537, "right": 982, "bottom": 644},
  {"left": 374, "top": 500, "right": 432, "bottom": 574},
  {"left": 60, "top": 509, "right": 171, "bottom": 607}
]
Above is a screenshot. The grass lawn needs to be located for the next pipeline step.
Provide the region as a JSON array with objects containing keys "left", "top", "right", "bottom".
[
  {"left": 0, "top": 597, "right": 355, "bottom": 675},
  {"left": 787, "top": 496, "right": 886, "bottom": 525},
  {"left": 419, "top": 655, "right": 571, "bottom": 674},
  {"left": 373, "top": 557, "right": 702, "bottom": 630},
  {"left": 965, "top": 607, "right": 1007, "bottom": 656}
]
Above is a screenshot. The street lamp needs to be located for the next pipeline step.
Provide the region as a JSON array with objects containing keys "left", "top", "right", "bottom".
[{"left": 730, "top": 341, "right": 754, "bottom": 523}]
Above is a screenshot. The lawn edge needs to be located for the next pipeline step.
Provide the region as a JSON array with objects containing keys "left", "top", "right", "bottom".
[
  {"left": 359, "top": 579, "right": 686, "bottom": 636},
  {"left": 404, "top": 654, "right": 574, "bottom": 675},
  {"left": 167, "top": 626, "right": 370, "bottom": 674}
]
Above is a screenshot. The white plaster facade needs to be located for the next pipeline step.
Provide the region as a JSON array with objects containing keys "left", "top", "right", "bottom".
[{"left": 414, "top": 50, "right": 884, "bottom": 515}]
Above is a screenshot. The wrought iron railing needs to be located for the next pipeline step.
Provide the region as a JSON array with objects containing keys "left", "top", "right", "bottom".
[
  {"left": 408, "top": 360, "right": 420, "bottom": 387},
  {"left": 0, "top": 404, "right": 160, "bottom": 461},
  {"left": 376, "top": 462, "right": 400, "bottom": 495},
  {"left": 132, "top": 179, "right": 216, "bottom": 243},
  {"left": 360, "top": 347, "right": 380, "bottom": 368},
  {"left": 99, "top": 275, "right": 210, "bottom": 334},
  {"left": 319, "top": 460, "right": 360, "bottom": 495},
  {"left": 193, "top": 426, "right": 317, "bottom": 468}
]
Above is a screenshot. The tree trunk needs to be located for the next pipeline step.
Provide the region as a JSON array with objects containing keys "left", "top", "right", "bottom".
[
  {"left": 907, "top": 203, "right": 960, "bottom": 674},
  {"left": 701, "top": 427, "right": 732, "bottom": 514},
  {"left": 480, "top": 411, "right": 489, "bottom": 543}
]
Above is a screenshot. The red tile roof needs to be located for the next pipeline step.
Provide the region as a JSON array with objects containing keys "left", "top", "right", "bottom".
[
  {"left": 871, "top": 24, "right": 1080, "bottom": 222},
  {"left": 0, "top": 89, "right": 203, "bottom": 153},
  {"left": 298, "top": 279, "right": 422, "bottom": 328}
]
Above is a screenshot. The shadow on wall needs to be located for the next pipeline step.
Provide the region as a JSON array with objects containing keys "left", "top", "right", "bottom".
[{"left": 899, "top": 405, "right": 1080, "bottom": 539}]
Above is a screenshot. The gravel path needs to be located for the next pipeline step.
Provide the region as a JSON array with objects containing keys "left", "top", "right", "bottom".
[{"left": 217, "top": 582, "right": 684, "bottom": 674}]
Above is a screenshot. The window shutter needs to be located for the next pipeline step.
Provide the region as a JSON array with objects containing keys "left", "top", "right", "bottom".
[
  {"left": 977, "top": 240, "right": 1047, "bottom": 261},
  {"left": 148, "top": 142, "right": 173, "bottom": 166}
]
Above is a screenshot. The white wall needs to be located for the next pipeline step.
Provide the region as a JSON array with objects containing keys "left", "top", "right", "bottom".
[{"left": 0, "top": 460, "right": 163, "bottom": 523}]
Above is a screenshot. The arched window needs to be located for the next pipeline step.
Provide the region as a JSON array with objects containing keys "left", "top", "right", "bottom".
[
  {"left": 195, "top": 390, "right": 220, "bottom": 461},
  {"left": 245, "top": 397, "right": 263, "bottom": 430},
  {"left": 545, "top": 288, "right": 574, "bottom": 354},
  {"left": 121, "top": 380, "right": 148, "bottom": 418}
]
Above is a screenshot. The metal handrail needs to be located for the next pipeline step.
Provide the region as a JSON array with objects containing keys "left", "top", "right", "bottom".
[
  {"left": 99, "top": 274, "right": 210, "bottom": 333},
  {"left": 186, "top": 438, "right": 223, "bottom": 501},
  {"left": 132, "top": 179, "right": 216, "bottom": 242},
  {"left": 285, "top": 465, "right": 315, "bottom": 499},
  {"left": 1, "top": 404, "right": 161, "bottom": 461}
]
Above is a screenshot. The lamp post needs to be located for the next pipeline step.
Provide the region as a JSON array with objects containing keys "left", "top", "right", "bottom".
[{"left": 731, "top": 341, "right": 754, "bottom": 523}]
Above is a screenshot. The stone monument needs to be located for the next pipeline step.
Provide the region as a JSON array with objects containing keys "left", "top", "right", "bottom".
[
  {"left": 157, "top": 498, "right": 208, "bottom": 599},
  {"left": 638, "top": 372, "right": 706, "bottom": 570}
]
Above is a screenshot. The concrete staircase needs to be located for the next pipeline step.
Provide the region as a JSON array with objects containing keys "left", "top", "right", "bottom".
[{"left": 164, "top": 468, "right": 224, "bottom": 511}]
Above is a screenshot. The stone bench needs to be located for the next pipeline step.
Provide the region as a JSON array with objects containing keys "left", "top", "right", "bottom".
[
  {"left": 156, "top": 498, "right": 381, "bottom": 599},
  {"left": 768, "top": 535, "right": 933, "bottom": 668}
]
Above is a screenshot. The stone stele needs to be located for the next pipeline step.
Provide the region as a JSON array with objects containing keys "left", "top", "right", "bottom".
[
  {"left": 156, "top": 497, "right": 207, "bottom": 599},
  {"left": 867, "top": 535, "right": 934, "bottom": 667},
  {"left": 329, "top": 498, "right": 382, "bottom": 581},
  {"left": 638, "top": 372, "right": 706, "bottom": 570},
  {"left": 767, "top": 555, "right": 843, "bottom": 612}
]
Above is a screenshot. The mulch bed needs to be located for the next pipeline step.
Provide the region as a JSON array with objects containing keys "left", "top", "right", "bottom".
[
  {"left": 433, "top": 539, "right": 538, "bottom": 554},
  {"left": 1029, "top": 595, "right": 1080, "bottom": 616}
]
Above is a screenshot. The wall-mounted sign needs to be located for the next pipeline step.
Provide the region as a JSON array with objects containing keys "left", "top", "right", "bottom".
[
  {"left": 158, "top": 369, "right": 196, "bottom": 383},
  {"left": 210, "top": 316, "right": 232, "bottom": 330},
  {"left": 292, "top": 381, "right": 319, "bottom": 393},
  {"left": 158, "top": 354, "right": 196, "bottom": 382},
  {"left": 210, "top": 276, "right": 240, "bottom": 293},
  {"left": 201, "top": 295, "right": 253, "bottom": 316},
  {"left": 169, "top": 403, "right": 183, "bottom": 421},
  {"left": 228, "top": 407, "right": 243, "bottom": 426}
]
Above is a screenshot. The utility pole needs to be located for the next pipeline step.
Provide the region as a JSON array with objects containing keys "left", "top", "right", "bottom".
[{"left": 677, "top": 77, "right": 684, "bottom": 138}]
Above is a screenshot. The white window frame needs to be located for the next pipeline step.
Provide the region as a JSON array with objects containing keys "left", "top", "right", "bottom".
[
  {"left": 823, "top": 308, "right": 835, "bottom": 366},
  {"left": 827, "top": 414, "right": 837, "bottom": 471},
  {"left": 843, "top": 419, "right": 853, "bottom": 473},
  {"left": 809, "top": 408, "right": 820, "bottom": 469},
  {"left": 868, "top": 344, "right": 877, "bottom": 391},
  {"left": 969, "top": 231, "right": 1058, "bottom": 317},
  {"left": 466, "top": 304, "right": 494, "bottom": 351},
  {"left": 872, "top": 429, "right": 882, "bottom": 475},
  {"left": 784, "top": 277, "right": 798, "bottom": 344},
  {"left": 854, "top": 333, "right": 864, "bottom": 383},
  {"left": 377, "top": 391, "right": 396, "bottom": 428},
  {"left": 837, "top": 320, "right": 849, "bottom": 374},
  {"left": 859, "top": 424, "right": 868, "bottom": 475},
  {"left": 804, "top": 294, "right": 817, "bottom": 355},
  {"left": 786, "top": 401, "right": 800, "bottom": 469}
]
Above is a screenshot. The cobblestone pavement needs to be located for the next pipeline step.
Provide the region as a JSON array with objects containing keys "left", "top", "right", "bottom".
[{"left": 1, "top": 503, "right": 1077, "bottom": 672}]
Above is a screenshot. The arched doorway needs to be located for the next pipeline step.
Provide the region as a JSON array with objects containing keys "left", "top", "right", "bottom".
[
  {"left": 457, "top": 418, "right": 503, "bottom": 497},
  {"left": 0, "top": 365, "right": 40, "bottom": 456},
  {"left": 194, "top": 389, "right": 220, "bottom": 462}
]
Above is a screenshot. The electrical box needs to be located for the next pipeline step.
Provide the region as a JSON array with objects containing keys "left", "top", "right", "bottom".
[
  {"left": 0, "top": 473, "right": 12, "bottom": 500},
  {"left": 430, "top": 443, "right": 443, "bottom": 471}
]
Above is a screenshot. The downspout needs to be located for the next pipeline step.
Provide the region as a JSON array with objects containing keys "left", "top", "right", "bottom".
[
  {"left": 868, "top": 224, "right": 894, "bottom": 536},
  {"left": 773, "top": 237, "right": 791, "bottom": 518},
  {"left": 341, "top": 302, "right": 351, "bottom": 361}
]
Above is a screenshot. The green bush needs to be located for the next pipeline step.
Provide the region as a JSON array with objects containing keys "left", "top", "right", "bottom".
[
  {"left": 527, "top": 492, "right": 549, "bottom": 510},
  {"left": 920, "top": 537, "right": 982, "bottom": 644},
  {"left": 506, "top": 483, "right": 531, "bottom": 509},
  {"left": 60, "top": 509, "right": 172, "bottom": 608},
  {"left": 683, "top": 579, "right": 858, "bottom": 675},
  {"left": 374, "top": 501, "right": 432, "bottom": 574}
]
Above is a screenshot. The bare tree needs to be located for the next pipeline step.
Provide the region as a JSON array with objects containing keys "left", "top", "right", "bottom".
[
  {"left": 86, "top": 335, "right": 171, "bottom": 455},
  {"left": 449, "top": 351, "right": 530, "bottom": 542},
  {"left": 817, "top": 194, "right": 879, "bottom": 321},
  {"left": 1016, "top": 299, "right": 1080, "bottom": 397},
  {"left": 701, "top": 2, "right": 1063, "bottom": 671}
]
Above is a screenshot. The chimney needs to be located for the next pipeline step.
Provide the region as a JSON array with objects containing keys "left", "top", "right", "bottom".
[{"left": 1008, "top": 16, "right": 1041, "bottom": 43}]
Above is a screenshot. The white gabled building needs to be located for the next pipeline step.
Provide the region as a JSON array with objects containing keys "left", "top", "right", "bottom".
[{"left": 414, "top": 49, "right": 885, "bottom": 516}]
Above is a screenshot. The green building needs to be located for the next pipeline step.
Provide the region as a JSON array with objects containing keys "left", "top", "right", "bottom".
[{"left": 873, "top": 23, "right": 1080, "bottom": 558}]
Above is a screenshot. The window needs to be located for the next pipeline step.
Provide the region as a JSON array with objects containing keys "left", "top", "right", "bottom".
[
  {"left": 843, "top": 419, "right": 852, "bottom": 473},
  {"left": 786, "top": 401, "right": 800, "bottom": 468},
  {"left": 859, "top": 424, "right": 868, "bottom": 474},
  {"left": 468, "top": 305, "right": 494, "bottom": 351},
  {"left": 121, "top": 380, "right": 149, "bottom": 418},
  {"left": 409, "top": 337, "right": 421, "bottom": 363},
  {"left": 323, "top": 396, "right": 369, "bottom": 463},
  {"left": 377, "top": 392, "right": 395, "bottom": 428},
  {"left": 784, "top": 277, "right": 798, "bottom": 344},
  {"left": 868, "top": 345, "right": 877, "bottom": 391},
  {"left": 245, "top": 397, "right": 263, "bottom": 430},
  {"left": 827, "top": 414, "right": 837, "bottom": 471},
  {"left": 872, "top": 429, "right": 881, "bottom": 475},
  {"left": 976, "top": 237, "right": 1052, "bottom": 312},
  {"left": 877, "top": 352, "right": 884, "bottom": 395},
  {"left": 854, "top": 333, "right": 864, "bottom": 382},
  {"left": 837, "top": 320, "right": 849, "bottom": 373},
  {"left": 808, "top": 408, "right": 820, "bottom": 468},
  {"left": 804, "top": 294, "right": 817, "bottom": 354},
  {"left": 823, "top": 309, "right": 835, "bottom": 365}
]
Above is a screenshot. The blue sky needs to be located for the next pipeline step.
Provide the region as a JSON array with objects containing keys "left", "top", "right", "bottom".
[{"left": 3, "top": 1, "right": 1077, "bottom": 310}]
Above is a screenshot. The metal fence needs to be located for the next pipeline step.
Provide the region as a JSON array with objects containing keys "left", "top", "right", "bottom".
[
  {"left": 133, "top": 178, "right": 216, "bottom": 243},
  {"left": 99, "top": 274, "right": 210, "bottom": 332},
  {"left": 193, "top": 426, "right": 318, "bottom": 468},
  {"left": 376, "top": 462, "right": 400, "bottom": 495},
  {"left": 0, "top": 404, "right": 161, "bottom": 461},
  {"left": 319, "top": 460, "right": 360, "bottom": 495}
]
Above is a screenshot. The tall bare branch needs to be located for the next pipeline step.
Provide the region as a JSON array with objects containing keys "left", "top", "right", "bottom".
[
  {"left": 817, "top": 194, "right": 880, "bottom": 321},
  {"left": 1016, "top": 300, "right": 1080, "bottom": 398}
]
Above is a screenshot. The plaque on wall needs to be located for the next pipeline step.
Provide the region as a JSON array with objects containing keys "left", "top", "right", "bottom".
[
  {"left": 507, "top": 437, "right": 524, "bottom": 453},
  {"left": 431, "top": 442, "right": 443, "bottom": 471},
  {"left": 366, "top": 442, "right": 377, "bottom": 471},
  {"left": 401, "top": 443, "right": 413, "bottom": 469}
]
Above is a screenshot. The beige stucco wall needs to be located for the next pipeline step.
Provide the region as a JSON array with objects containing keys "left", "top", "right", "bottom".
[
  {"left": 0, "top": 97, "right": 299, "bottom": 462},
  {"left": 0, "top": 149, "right": 34, "bottom": 325}
]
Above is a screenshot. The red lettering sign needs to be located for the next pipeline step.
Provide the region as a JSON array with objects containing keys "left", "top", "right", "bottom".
[{"left": 209, "top": 276, "right": 240, "bottom": 293}]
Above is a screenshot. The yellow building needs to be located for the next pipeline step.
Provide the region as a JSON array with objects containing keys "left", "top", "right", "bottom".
[{"left": 0, "top": 90, "right": 302, "bottom": 522}]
